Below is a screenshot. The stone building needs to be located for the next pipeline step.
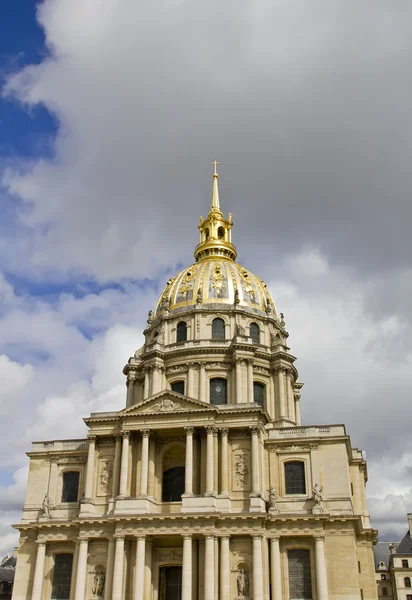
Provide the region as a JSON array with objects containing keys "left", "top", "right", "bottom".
[
  {"left": 373, "top": 514, "right": 412, "bottom": 599},
  {"left": 12, "top": 166, "right": 378, "bottom": 599}
]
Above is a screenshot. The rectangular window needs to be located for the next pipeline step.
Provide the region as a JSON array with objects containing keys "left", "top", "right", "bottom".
[
  {"left": 358, "top": 561, "right": 361, "bottom": 573},
  {"left": 284, "top": 462, "right": 306, "bottom": 495},
  {"left": 403, "top": 560, "right": 409, "bottom": 568},
  {"left": 406, "top": 595, "right": 412, "bottom": 600},
  {"left": 360, "top": 590, "right": 363, "bottom": 600},
  {"left": 62, "top": 471, "right": 80, "bottom": 503},
  {"left": 288, "top": 549, "right": 312, "bottom": 599},
  {"left": 171, "top": 381, "right": 185, "bottom": 395},
  {"left": 382, "top": 588, "right": 388, "bottom": 597},
  {"left": 351, "top": 483, "right": 354, "bottom": 495},
  {"left": 51, "top": 554, "right": 73, "bottom": 600}
]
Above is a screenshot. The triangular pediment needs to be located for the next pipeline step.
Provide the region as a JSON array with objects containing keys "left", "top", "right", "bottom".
[{"left": 120, "top": 390, "right": 216, "bottom": 416}]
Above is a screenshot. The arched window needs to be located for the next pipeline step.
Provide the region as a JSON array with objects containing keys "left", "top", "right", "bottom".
[
  {"left": 212, "top": 318, "right": 225, "bottom": 340},
  {"left": 171, "top": 380, "right": 185, "bottom": 395},
  {"left": 382, "top": 588, "right": 388, "bottom": 597},
  {"left": 405, "top": 577, "right": 411, "bottom": 588},
  {"left": 210, "top": 378, "right": 227, "bottom": 405},
  {"left": 51, "top": 554, "right": 73, "bottom": 600},
  {"left": 284, "top": 461, "right": 306, "bottom": 495},
  {"left": 62, "top": 471, "right": 80, "bottom": 503},
  {"left": 176, "top": 321, "right": 187, "bottom": 343},
  {"left": 217, "top": 226, "right": 225, "bottom": 239},
  {"left": 250, "top": 322, "right": 260, "bottom": 344},
  {"left": 205, "top": 228, "right": 210, "bottom": 240},
  {"left": 288, "top": 550, "right": 312, "bottom": 599},
  {"left": 162, "top": 466, "right": 185, "bottom": 502},
  {"left": 253, "top": 382, "right": 265, "bottom": 407}
]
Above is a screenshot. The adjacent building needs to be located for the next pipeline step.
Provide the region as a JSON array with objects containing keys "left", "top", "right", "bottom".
[{"left": 374, "top": 514, "right": 412, "bottom": 599}]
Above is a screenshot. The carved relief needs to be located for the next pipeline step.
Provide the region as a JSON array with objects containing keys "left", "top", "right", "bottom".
[
  {"left": 233, "top": 452, "right": 250, "bottom": 490},
  {"left": 98, "top": 460, "right": 113, "bottom": 496},
  {"left": 150, "top": 398, "right": 180, "bottom": 412}
]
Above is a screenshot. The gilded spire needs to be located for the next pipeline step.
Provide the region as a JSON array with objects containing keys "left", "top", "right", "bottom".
[{"left": 194, "top": 162, "right": 237, "bottom": 262}]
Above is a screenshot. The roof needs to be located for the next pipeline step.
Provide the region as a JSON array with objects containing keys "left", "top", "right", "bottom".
[
  {"left": 396, "top": 530, "right": 412, "bottom": 554},
  {"left": 373, "top": 542, "right": 396, "bottom": 569},
  {"left": 0, "top": 566, "right": 14, "bottom": 583},
  {"left": 0, "top": 556, "right": 15, "bottom": 569}
]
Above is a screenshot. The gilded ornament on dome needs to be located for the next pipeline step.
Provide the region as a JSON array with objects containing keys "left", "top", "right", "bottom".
[
  {"left": 209, "top": 262, "right": 228, "bottom": 299},
  {"left": 238, "top": 268, "right": 257, "bottom": 303},
  {"left": 176, "top": 267, "right": 198, "bottom": 302}
]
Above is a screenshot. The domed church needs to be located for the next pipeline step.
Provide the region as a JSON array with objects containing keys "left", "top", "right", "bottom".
[{"left": 12, "top": 166, "right": 378, "bottom": 600}]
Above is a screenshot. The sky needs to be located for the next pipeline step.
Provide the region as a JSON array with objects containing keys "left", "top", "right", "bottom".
[{"left": 0, "top": 0, "right": 411, "bottom": 555}]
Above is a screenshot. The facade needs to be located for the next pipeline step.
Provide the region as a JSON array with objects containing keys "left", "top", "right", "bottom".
[
  {"left": 374, "top": 514, "right": 412, "bottom": 599},
  {"left": 12, "top": 167, "right": 378, "bottom": 600}
]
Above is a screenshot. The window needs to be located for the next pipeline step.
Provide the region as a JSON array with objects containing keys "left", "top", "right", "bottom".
[
  {"left": 288, "top": 549, "right": 312, "bottom": 599},
  {"left": 62, "top": 471, "right": 80, "bottom": 503},
  {"left": 382, "top": 589, "right": 388, "bottom": 597},
  {"left": 405, "top": 577, "right": 411, "bottom": 588},
  {"left": 51, "top": 554, "right": 73, "bottom": 600},
  {"left": 403, "top": 560, "right": 410, "bottom": 568},
  {"left": 250, "top": 322, "right": 260, "bottom": 344},
  {"left": 162, "top": 466, "right": 185, "bottom": 502},
  {"left": 217, "top": 226, "right": 225, "bottom": 239},
  {"left": 284, "top": 461, "right": 306, "bottom": 495},
  {"left": 176, "top": 321, "right": 187, "bottom": 343},
  {"left": 171, "top": 380, "right": 185, "bottom": 395},
  {"left": 406, "top": 595, "right": 412, "bottom": 600},
  {"left": 159, "top": 566, "right": 182, "bottom": 600},
  {"left": 253, "top": 382, "right": 265, "bottom": 407},
  {"left": 210, "top": 378, "right": 227, "bottom": 405},
  {"left": 212, "top": 318, "right": 225, "bottom": 340}
]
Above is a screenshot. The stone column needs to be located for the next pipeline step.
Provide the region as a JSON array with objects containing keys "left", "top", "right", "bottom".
[
  {"left": 269, "top": 372, "right": 276, "bottom": 418},
  {"left": 144, "top": 540, "right": 153, "bottom": 600},
  {"left": 204, "top": 535, "right": 215, "bottom": 600},
  {"left": 147, "top": 436, "right": 156, "bottom": 498},
  {"left": 111, "top": 436, "right": 122, "bottom": 499},
  {"left": 184, "top": 427, "right": 194, "bottom": 495},
  {"left": 152, "top": 366, "right": 161, "bottom": 395},
  {"left": 295, "top": 395, "right": 301, "bottom": 426},
  {"left": 84, "top": 435, "right": 97, "bottom": 500},
  {"left": 187, "top": 363, "right": 194, "bottom": 398},
  {"left": 74, "top": 539, "right": 89, "bottom": 600},
  {"left": 31, "top": 541, "right": 46, "bottom": 600},
  {"left": 252, "top": 535, "right": 264, "bottom": 600},
  {"left": 126, "top": 372, "right": 136, "bottom": 406},
  {"left": 199, "top": 362, "right": 206, "bottom": 403},
  {"left": 235, "top": 359, "right": 243, "bottom": 403},
  {"left": 247, "top": 359, "right": 254, "bottom": 402},
  {"left": 143, "top": 368, "right": 150, "bottom": 399},
  {"left": 286, "top": 369, "right": 295, "bottom": 421},
  {"left": 315, "top": 536, "right": 328, "bottom": 600},
  {"left": 139, "top": 430, "right": 151, "bottom": 496},
  {"left": 220, "top": 537, "right": 230, "bottom": 600},
  {"left": 220, "top": 428, "right": 229, "bottom": 495},
  {"left": 205, "top": 426, "right": 215, "bottom": 495},
  {"left": 112, "top": 537, "right": 125, "bottom": 600},
  {"left": 250, "top": 427, "right": 260, "bottom": 495},
  {"left": 270, "top": 537, "right": 282, "bottom": 600},
  {"left": 118, "top": 431, "right": 131, "bottom": 498},
  {"left": 134, "top": 536, "right": 146, "bottom": 600},
  {"left": 277, "top": 368, "right": 286, "bottom": 417},
  {"left": 104, "top": 538, "right": 115, "bottom": 600},
  {"left": 182, "top": 535, "right": 192, "bottom": 600}
]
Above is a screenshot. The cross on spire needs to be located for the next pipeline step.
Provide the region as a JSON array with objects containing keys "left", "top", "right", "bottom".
[{"left": 212, "top": 160, "right": 219, "bottom": 176}]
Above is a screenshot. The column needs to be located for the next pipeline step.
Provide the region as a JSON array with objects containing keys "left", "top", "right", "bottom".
[
  {"left": 118, "top": 431, "right": 131, "bottom": 498},
  {"left": 147, "top": 436, "right": 156, "bottom": 497},
  {"left": 204, "top": 536, "right": 215, "bottom": 600},
  {"left": 220, "top": 428, "right": 229, "bottom": 495},
  {"left": 182, "top": 535, "right": 192, "bottom": 600},
  {"left": 260, "top": 432, "right": 266, "bottom": 499},
  {"left": 205, "top": 426, "right": 215, "bottom": 495},
  {"left": 247, "top": 359, "right": 254, "bottom": 402},
  {"left": 250, "top": 427, "right": 260, "bottom": 496},
  {"left": 74, "top": 539, "right": 89, "bottom": 600},
  {"left": 104, "top": 538, "right": 115, "bottom": 600},
  {"left": 31, "top": 541, "right": 46, "bottom": 600},
  {"left": 184, "top": 427, "right": 194, "bottom": 495},
  {"left": 144, "top": 540, "right": 153, "bottom": 600},
  {"left": 235, "top": 359, "right": 243, "bottom": 403},
  {"left": 187, "top": 363, "right": 194, "bottom": 398},
  {"left": 277, "top": 368, "right": 286, "bottom": 417},
  {"left": 295, "top": 395, "right": 301, "bottom": 426},
  {"left": 270, "top": 537, "right": 282, "bottom": 600},
  {"left": 134, "top": 536, "right": 146, "bottom": 600},
  {"left": 269, "top": 373, "right": 276, "bottom": 418},
  {"left": 112, "top": 537, "right": 125, "bottom": 600},
  {"left": 252, "top": 536, "right": 264, "bottom": 600},
  {"left": 286, "top": 369, "right": 295, "bottom": 420},
  {"left": 84, "top": 435, "right": 96, "bottom": 500},
  {"left": 139, "top": 430, "right": 151, "bottom": 496},
  {"left": 111, "top": 435, "right": 122, "bottom": 499},
  {"left": 220, "top": 537, "right": 230, "bottom": 600},
  {"left": 143, "top": 368, "right": 150, "bottom": 399},
  {"left": 199, "top": 362, "right": 206, "bottom": 403},
  {"left": 315, "top": 536, "right": 328, "bottom": 600},
  {"left": 126, "top": 372, "right": 136, "bottom": 406}
]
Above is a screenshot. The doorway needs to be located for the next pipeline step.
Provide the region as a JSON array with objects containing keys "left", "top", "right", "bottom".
[{"left": 159, "top": 566, "right": 182, "bottom": 600}]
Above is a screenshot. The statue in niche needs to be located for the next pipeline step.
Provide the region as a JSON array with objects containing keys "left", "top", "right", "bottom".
[
  {"left": 92, "top": 570, "right": 105, "bottom": 597},
  {"left": 236, "top": 322, "right": 245, "bottom": 336},
  {"left": 234, "top": 455, "right": 248, "bottom": 484},
  {"left": 99, "top": 462, "right": 112, "bottom": 493},
  {"left": 268, "top": 486, "right": 278, "bottom": 509},
  {"left": 312, "top": 483, "right": 323, "bottom": 505},
  {"left": 237, "top": 568, "right": 249, "bottom": 597},
  {"left": 41, "top": 494, "right": 51, "bottom": 518}
]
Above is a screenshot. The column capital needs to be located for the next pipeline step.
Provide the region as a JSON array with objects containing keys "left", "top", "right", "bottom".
[
  {"left": 36, "top": 540, "right": 47, "bottom": 547},
  {"left": 219, "top": 535, "right": 230, "bottom": 541},
  {"left": 270, "top": 535, "right": 280, "bottom": 542},
  {"left": 220, "top": 427, "right": 229, "bottom": 437},
  {"left": 205, "top": 425, "right": 217, "bottom": 435},
  {"left": 136, "top": 534, "right": 146, "bottom": 541},
  {"left": 182, "top": 534, "right": 193, "bottom": 540},
  {"left": 314, "top": 534, "right": 325, "bottom": 542},
  {"left": 112, "top": 434, "right": 122, "bottom": 443},
  {"left": 121, "top": 430, "right": 131, "bottom": 439},
  {"left": 185, "top": 426, "right": 195, "bottom": 435},
  {"left": 251, "top": 534, "right": 263, "bottom": 540},
  {"left": 77, "top": 538, "right": 89, "bottom": 544},
  {"left": 205, "top": 534, "right": 215, "bottom": 540},
  {"left": 249, "top": 426, "right": 260, "bottom": 436},
  {"left": 198, "top": 361, "right": 207, "bottom": 368},
  {"left": 246, "top": 358, "right": 254, "bottom": 366},
  {"left": 87, "top": 434, "right": 97, "bottom": 443},
  {"left": 141, "top": 429, "right": 151, "bottom": 438},
  {"left": 235, "top": 357, "right": 245, "bottom": 365}
]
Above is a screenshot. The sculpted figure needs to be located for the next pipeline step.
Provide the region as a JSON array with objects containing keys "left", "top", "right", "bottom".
[
  {"left": 268, "top": 486, "right": 278, "bottom": 509},
  {"left": 312, "top": 483, "right": 323, "bottom": 505},
  {"left": 237, "top": 569, "right": 249, "bottom": 597},
  {"left": 92, "top": 571, "right": 105, "bottom": 597},
  {"left": 41, "top": 494, "right": 51, "bottom": 517}
]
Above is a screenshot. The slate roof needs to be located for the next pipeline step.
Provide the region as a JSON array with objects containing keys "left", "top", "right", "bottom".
[
  {"left": 0, "top": 567, "right": 14, "bottom": 583},
  {"left": 396, "top": 530, "right": 412, "bottom": 554},
  {"left": 373, "top": 542, "right": 397, "bottom": 569}
]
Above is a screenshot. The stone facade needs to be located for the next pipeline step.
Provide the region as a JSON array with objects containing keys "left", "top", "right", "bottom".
[{"left": 12, "top": 169, "right": 378, "bottom": 599}]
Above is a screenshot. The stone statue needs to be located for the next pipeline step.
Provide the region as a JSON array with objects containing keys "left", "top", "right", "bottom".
[
  {"left": 237, "top": 568, "right": 249, "bottom": 597},
  {"left": 147, "top": 310, "right": 153, "bottom": 324},
  {"left": 92, "top": 571, "right": 105, "bottom": 597},
  {"left": 41, "top": 494, "right": 51, "bottom": 518},
  {"left": 268, "top": 486, "right": 278, "bottom": 509},
  {"left": 236, "top": 322, "right": 245, "bottom": 336},
  {"left": 234, "top": 287, "right": 240, "bottom": 305},
  {"left": 196, "top": 288, "right": 202, "bottom": 304},
  {"left": 280, "top": 312, "right": 285, "bottom": 327},
  {"left": 312, "top": 483, "right": 323, "bottom": 505}
]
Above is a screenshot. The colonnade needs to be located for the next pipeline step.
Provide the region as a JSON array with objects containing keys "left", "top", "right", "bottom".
[
  {"left": 126, "top": 361, "right": 301, "bottom": 425},
  {"left": 31, "top": 533, "right": 329, "bottom": 600}
]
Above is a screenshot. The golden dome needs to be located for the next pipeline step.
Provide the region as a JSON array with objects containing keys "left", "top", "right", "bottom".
[{"left": 154, "top": 259, "right": 277, "bottom": 318}]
